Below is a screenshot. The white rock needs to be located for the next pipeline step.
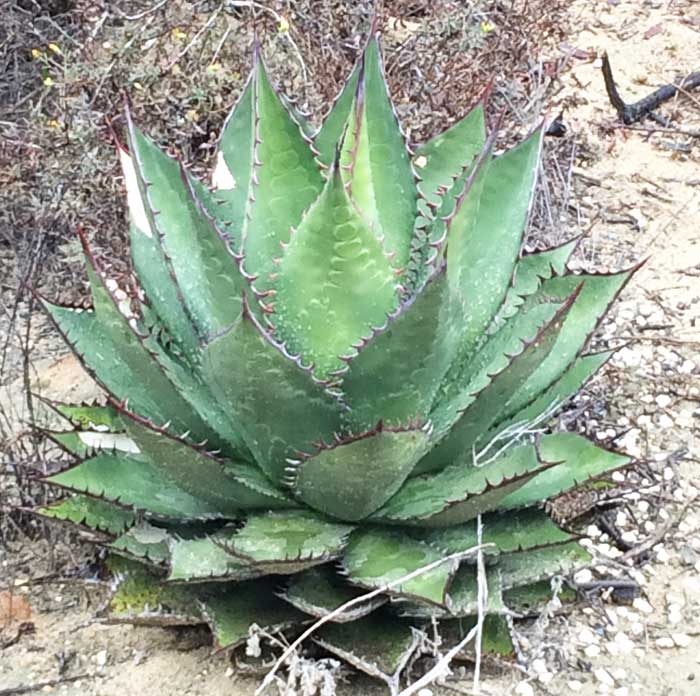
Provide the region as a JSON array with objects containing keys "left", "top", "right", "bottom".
[
  {"left": 672, "top": 633, "right": 691, "bottom": 647},
  {"left": 568, "top": 680, "right": 583, "bottom": 692},
  {"left": 656, "top": 547, "right": 670, "bottom": 563},
  {"left": 633, "top": 597, "right": 653, "bottom": 614},
  {"left": 579, "top": 627, "right": 598, "bottom": 644},
  {"left": 538, "top": 671, "right": 554, "bottom": 684},
  {"left": 658, "top": 414, "right": 674, "bottom": 429},
  {"left": 575, "top": 568, "right": 593, "bottom": 584},
  {"left": 614, "top": 688, "right": 630, "bottom": 696},
  {"left": 594, "top": 668, "right": 615, "bottom": 687},
  {"left": 585, "top": 644, "right": 601, "bottom": 657},
  {"left": 515, "top": 681, "right": 535, "bottom": 696},
  {"left": 612, "top": 668, "right": 626, "bottom": 680},
  {"left": 95, "top": 650, "right": 108, "bottom": 668},
  {"left": 656, "top": 636, "right": 675, "bottom": 648},
  {"left": 532, "top": 658, "right": 547, "bottom": 674},
  {"left": 418, "top": 690, "right": 433, "bottom": 696},
  {"left": 680, "top": 359, "right": 696, "bottom": 374},
  {"left": 655, "top": 394, "right": 672, "bottom": 408}
]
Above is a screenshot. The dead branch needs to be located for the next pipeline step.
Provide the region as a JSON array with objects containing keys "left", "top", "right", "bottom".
[{"left": 601, "top": 53, "right": 700, "bottom": 125}]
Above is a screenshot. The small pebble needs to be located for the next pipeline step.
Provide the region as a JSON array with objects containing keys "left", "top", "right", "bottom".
[
  {"left": 594, "top": 668, "right": 615, "bottom": 687},
  {"left": 568, "top": 680, "right": 583, "bottom": 692},
  {"left": 585, "top": 644, "right": 602, "bottom": 657},
  {"left": 656, "top": 636, "right": 675, "bottom": 649},
  {"left": 673, "top": 633, "right": 691, "bottom": 648},
  {"left": 633, "top": 598, "right": 653, "bottom": 614},
  {"left": 515, "top": 681, "right": 535, "bottom": 696}
]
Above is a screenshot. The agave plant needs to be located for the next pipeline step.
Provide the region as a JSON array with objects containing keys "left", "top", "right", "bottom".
[{"left": 38, "top": 27, "right": 635, "bottom": 688}]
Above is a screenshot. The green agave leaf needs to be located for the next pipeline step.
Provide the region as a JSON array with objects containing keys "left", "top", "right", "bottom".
[
  {"left": 439, "top": 614, "right": 515, "bottom": 657},
  {"left": 340, "top": 37, "right": 416, "bottom": 271},
  {"left": 242, "top": 54, "right": 324, "bottom": 294},
  {"left": 205, "top": 73, "right": 255, "bottom": 243},
  {"left": 110, "top": 522, "right": 171, "bottom": 566},
  {"left": 203, "top": 301, "right": 343, "bottom": 483},
  {"left": 127, "top": 115, "right": 247, "bottom": 337},
  {"left": 373, "top": 443, "right": 556, "bottom": 527},
  {"left": 314, "top": 62, "right": 361, "bottom": 168},
  {"left": 414, "top": 100, "right": 487, "bottom": 211},
  {"left": 490, "top": 237, "right": 580, "bottom": 332},
  {"left": 167, "top": 533, "right": 263, "bottom": 583},
  {"left": 38, "top": 494, "right": 135, "bottom": 536},
  {"left": 484, "top": 350, "right": 613, "bottom": 446},
  {"left": 45, "top": 451, "right": 227, "bottom": 521},
  {"left": 342, "top": 528, "right": 456, "bottom": 606},
  {"left": 49, "top": 400, "right": 124, "bottom": 431},
  {"left": 447, "top": 127, "right": 544, "bottom": 357},
  {"left": 40, "top": 237, "right": 221, "bottom": 446},
  {"left": 119, "top": 142, "right": 201, "bottom": 361},
  {"left": 282, "top": 565, "right": 387, "bottom": 622},
  {"left": 315, "top": 612, "right": 419, "bottom": 680},
  {"left": 423, "top": 287, "right": 580, "bottom": 473},
  {"left": 340, "top": 269, "right": 462, "bottom": 431},
  {"left": 500, "top": 267, "right": 637, "bottom": 420},
  {"left": 292, "top": 425, "right": 430, "bottom": 522},
  {"left": 105, "top": 556, "right": 202, "bottom": 626},
  {"left": 448, "top": 541, "right": 590, "bottom": 615},
  {"left": 222, "top": 511, "right": 355, "bottom": 570},
  {"left": 414, "top": 508, "right": 573, "bottom": 556},
  {"left": 201, "top": 579, "right": 307, "bottom": 650},
  {"left": 499, "top": 432, "right": 630, "bottom": 509},
  {"left": 123, "top": 413, "right": 294, "bottom": 516},
  {"left": 504, "top": 580, "right": 576, "bottom": 616},
  {"left": 274, "top": 163, "right": 398, "bottom": 379}
]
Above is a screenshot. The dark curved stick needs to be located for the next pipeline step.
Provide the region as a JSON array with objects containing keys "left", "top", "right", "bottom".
[{"left": 601, "top": 52, "right": 700, "bottom": 125}]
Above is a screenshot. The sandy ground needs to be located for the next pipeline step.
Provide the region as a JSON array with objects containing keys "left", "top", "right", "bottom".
[{"left": 2, "top": 1, "right": 700, "bottom": 695}]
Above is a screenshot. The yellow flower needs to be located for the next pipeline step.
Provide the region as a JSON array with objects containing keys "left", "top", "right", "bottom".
[
  {"left": 278, "top": 15, "right": 290, "bottom": 33},
  {"left": 480, "top": 20, "right": 495, "bottom": 33},
  {"left": 207, "top": 63, "right": 221, "bottom": 73},
  {"left": 171, "top": 27, "right": 187, "bottom": 40},
  {"left": 31, "top": 48, "right": 42, "bottom": 59},
  {"left": 48, "top": 42, "right": 62, "bottom": 55},
  {"left": 47, "top": 119, "right": 61, "bottom": 129},
  {"left": 43, "top": 76, "right": 55, "bottom": 87}
]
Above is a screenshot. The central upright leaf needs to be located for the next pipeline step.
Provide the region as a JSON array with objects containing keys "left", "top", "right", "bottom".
[
  {"left": 242, "top": 56, "right": 325, "bottom": 294},
  {"left": 339, "top": 38, "right": 417, "bottom": 271},
  {"left": 275, "top": 164, "right": 398, "bottom": 378}
]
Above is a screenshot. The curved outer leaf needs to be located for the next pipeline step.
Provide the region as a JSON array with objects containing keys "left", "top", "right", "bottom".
[
  {"left": 203, "top": 299, "right": 344, "bottom": 483},
  {"left": 37, "top": 495, "right": 135, "bottom": 536},
  {"left": 40, "top": 264, "right": 220, "bottom": 449},
  {"left": 483, "top": 349, "right": 613, "bottom": 446},
  {"left": 421, "top": 287, "right": 581, "bottom": 474},
  {"left": 45, "top": 452, "right": 235, "bottom": 520},
  {"left": 414, "top": 101, "right": 487, "bottom": 210},
  {"left": 119, "top": 145, "right": 201, "bottom": 362},
  {"left": 222, "top": 510, "right": 354, "bottom": 567},
  {"left": 122, "top": 412, "right": 294, "bottom": 516},
  {"left": 283, "top": 565, "right": 387, "bottom": 622},
  {"left": 447, "top": 541, "right": 591, "bottom": 615},
  {"left": 167, "top": 534, "right": 263, "bottom": 583},
  {"left": 315, "top": 612, "right": 420, "bottom": 680},
  {"left": 340, "top": 38, "right": 416, "bottom": 270},
  {"left": 339, "top": 269, "right": 462, "bottom": 430},
  {"left": 498, "top": 268, "right": 637, "bottom": 420},
  {"left": 447, "top": 126, "right": 544, "bottom": 357},
  {"left": 274, "top": 164, "right": 398, "bottom": 378},
  {"left": 201, "top": 579, "right": 307, "bottom": 650},
  {"left": 205, "top": 73, "right": 255, "bottom": 242},
  {"left": 414, "top": 508, "right": 573, "bottom": 556},
  {"left": 127, "top": 117, "right": 246, "bottom": 337},
  {"left": 373, "top": 443, "right": 557, "bottom": 527},
  {"left": 110, "top": 522, "right": 171, "bottom": 566},
  {"left": 313, "top": 62, "right": 361, "bottom": 168},
  {"left": 106, "top": 557, "right": 202, "bottom": 626},
  {"left": 499, "top": 432, "right": 631, "bottom": 509},
  {"left": 489, "top": 237, "right": 580, "bottom": 332},
  {"left": 292, "top": 425, "right": 431, "bottom": 522},
  {"left": 48, "top": 400, "right": 124, "bottom": 431},
  {"left": 342, "top": 528, "right": 456, "bottom": 606},
  {"left": 241, "top": 55, "right": 325, "bottom": 294}
]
